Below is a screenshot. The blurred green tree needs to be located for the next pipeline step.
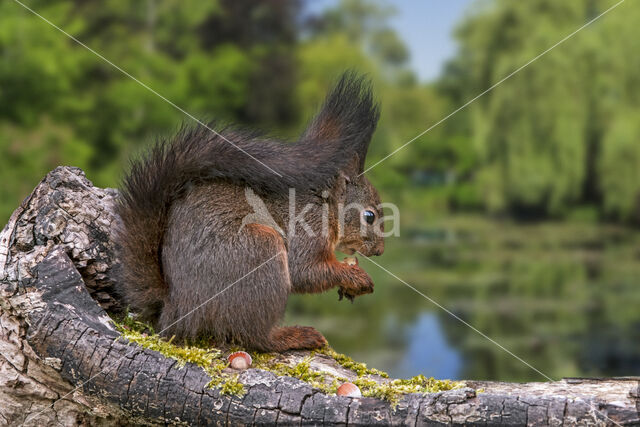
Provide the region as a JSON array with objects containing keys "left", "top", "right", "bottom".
[
  {"left": 0, "top": 0, "right": 301, "bottom": 222},
  {"left": 3, "top": 0, "right": 640, "bottom": 226},
  {"left": 445, "top": 0, "right": 640, "bottom": 222}
]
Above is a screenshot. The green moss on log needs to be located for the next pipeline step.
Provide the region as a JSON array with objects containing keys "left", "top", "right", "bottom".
[{"left": 111, "top": 314, "right": 463, "bottom": 402}]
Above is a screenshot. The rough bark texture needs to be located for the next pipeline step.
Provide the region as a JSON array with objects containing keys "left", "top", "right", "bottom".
[{"left": 0, "top": 167, "right": 638, "bottom": 426}]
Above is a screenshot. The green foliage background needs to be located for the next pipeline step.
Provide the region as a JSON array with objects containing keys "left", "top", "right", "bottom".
[{"left": 2, "top": 0, "right": 638, "bottom": 224}]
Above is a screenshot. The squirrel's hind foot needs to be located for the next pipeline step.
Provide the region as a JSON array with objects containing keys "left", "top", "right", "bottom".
[{"left": 268, "top": 326, "right": 328, "bottom": 352}]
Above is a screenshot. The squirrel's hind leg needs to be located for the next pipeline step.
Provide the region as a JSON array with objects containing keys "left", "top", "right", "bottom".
[{"left": 263, "top": 326, "right": 328, "bottom": 352}]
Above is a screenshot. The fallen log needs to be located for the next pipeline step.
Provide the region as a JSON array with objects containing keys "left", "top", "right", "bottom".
[{"left": 0, "top": 167, "right": 638, "bottom": 425}]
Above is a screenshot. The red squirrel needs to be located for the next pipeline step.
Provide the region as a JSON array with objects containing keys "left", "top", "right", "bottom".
[{"left": 115, "top": 72, "right": 384, "bottom": 351}]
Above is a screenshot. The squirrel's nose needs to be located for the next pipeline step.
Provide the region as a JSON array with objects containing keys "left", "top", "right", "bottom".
[{"left": 373, "top": 244, "right": 384, "bottom": 256}]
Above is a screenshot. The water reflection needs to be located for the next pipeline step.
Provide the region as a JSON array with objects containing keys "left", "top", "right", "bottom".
[
  {"left": 285, "top": 216, "right": 640, "bottom": 381},
  {"left": 393, "top": 313, "right": 462, "bottom": 379}
]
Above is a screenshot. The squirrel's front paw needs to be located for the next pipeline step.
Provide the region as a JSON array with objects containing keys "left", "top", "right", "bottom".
[{"left": 338, "top": 266, "right": 374, "bottom": 302}]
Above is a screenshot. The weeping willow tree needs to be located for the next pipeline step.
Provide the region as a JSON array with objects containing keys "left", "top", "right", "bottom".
[
  {"left": 449, "top": 0, "right": 640, "bottom": 222},
  {"left": 600, "top": 114, "right": 640, "bottom": 222}
]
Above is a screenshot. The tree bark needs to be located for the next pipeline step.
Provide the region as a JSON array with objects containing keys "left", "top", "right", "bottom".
[{"left": 0, "top": 167, "right": 638, "bottom": 426}]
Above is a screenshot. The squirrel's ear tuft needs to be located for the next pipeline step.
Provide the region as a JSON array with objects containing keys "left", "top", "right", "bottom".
[{"left": 301, "top": 71, "right": 380, "bottom": 174}]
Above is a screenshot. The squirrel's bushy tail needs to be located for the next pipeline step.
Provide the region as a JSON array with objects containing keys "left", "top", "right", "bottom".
[
  {"left": 115, "top": 71, "right": 379, "bottom": 322},
  {"left": 115, "top": 138, "right": 196, "bottom": 321}
]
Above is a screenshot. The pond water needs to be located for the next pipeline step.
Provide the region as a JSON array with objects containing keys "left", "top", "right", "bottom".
[{"left": 285, "top": 216, "right": 640, "bottom": 382}]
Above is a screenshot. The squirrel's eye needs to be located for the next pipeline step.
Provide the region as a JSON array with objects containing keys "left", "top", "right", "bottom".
[{"left": 363, "top": 210, "right": 375, "bottom": 225}]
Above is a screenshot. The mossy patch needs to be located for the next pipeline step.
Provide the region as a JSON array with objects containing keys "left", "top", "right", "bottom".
[
  {"left": 111, "top": 314, "right": 464, "bottom": 403},
  {"left": 352, "top": 376, "right": 462, "bottom": 406},
  {"left": 314, "top": 347, "right": 463, "bottom": 405},
  {"left": 315, "top": 346, "right": 389, "bottom": 378},
  {"left": 250, "top": 354, "right": 341, "bottom": 394},
  {"left": 112, "top": 314, "right": 244, "bottom": 396}
]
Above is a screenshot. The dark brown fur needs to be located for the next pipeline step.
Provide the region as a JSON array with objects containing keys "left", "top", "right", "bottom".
[{"left": 115, "top": 72, "right": 384, "bottom": 351}]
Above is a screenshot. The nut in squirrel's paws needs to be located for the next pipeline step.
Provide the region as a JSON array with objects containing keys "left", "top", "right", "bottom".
[
  {"left": 343, "top": 256, "right": 358, "bottom": 266},
  {"left": 339, "top": 257, "right": 359, "bottom": 302}
]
